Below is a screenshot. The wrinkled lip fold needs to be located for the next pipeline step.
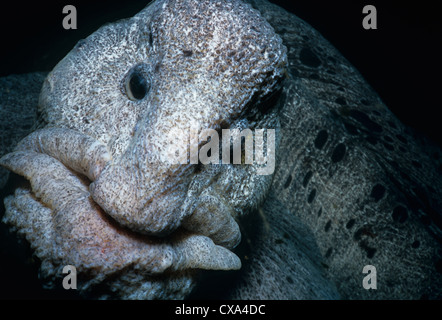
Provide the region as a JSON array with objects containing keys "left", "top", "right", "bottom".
[
  {"left": 89, "top": 124, "right": 275, "bottom": 247},
  {"left": 0, "top": 127, "right": 243, "bottom": 275}
]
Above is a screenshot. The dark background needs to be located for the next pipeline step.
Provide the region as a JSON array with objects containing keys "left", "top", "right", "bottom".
[{"left": 0, "top": 0, "right": 440, "bottom": 147}]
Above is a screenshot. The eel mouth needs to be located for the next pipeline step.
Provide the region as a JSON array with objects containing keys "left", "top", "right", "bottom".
[
  {"left": 88, "top": 132, "right": 244, "bottom": 250},
  {"left": 0, "top": 128, "right": 243, "bottom": 274}
]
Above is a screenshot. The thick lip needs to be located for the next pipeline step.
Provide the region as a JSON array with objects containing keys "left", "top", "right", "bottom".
[{"left": 88, "top": 144, "right": 246, "bottom": 249}]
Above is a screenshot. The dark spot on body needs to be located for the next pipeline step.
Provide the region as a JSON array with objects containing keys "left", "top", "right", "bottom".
[
  {"left": 283, "top": 175, "right": 292, "bottom": 189},
  {"left": 387, "top": 120, "right": 397, "bottom": 129},
  {"left": 325, "top": 220, "right": 331, "bottom": 232},
  {"left": 370, "top": 184, "right": 386, "bottom": 202},
  {"left": 396, "top": 134, "right": 408, "bottom": 144},
  {"left": 344, "top": 122, "right": 359, "bottom": 135},
  {"left": 411, "top": 160, "right": 422, "bottom": 169},
  {"left": 335, "top": 97, "right": 346, "bottom": 105},
  {"left": 250, "top": 26, "right": 259, "bottom": 33},
  {"left": 388, "top": 160, "right": 399, "bottom": 169},
  {"left": 400, "top": 170, "right": 411, "bottom": 182},
  {"left": 435, "top": 259, "right": 442, "bottom": 274},
  {"left": 349, "top": 110, "right": 383, "bottom": 133},
  {"left": 360, "top": 99, "right": 370, "bottom": 106},
  {"left": 404, "top": 193, "right": 424, "bottom": 216},
  {"left": 182, "top": 50, "right": 193, "bottom": 57},
  {"left": 331, "top": 143, "right": 346, "bottom": 163},
  {"left": 365, "top": 247, "right": 376, "bottom": 259},
  {"left": 365, "top": 136, "right": 378, "bottom": 145},
  {"left": 302, "top": 171, "right": 313, "bottom": 188},
  {"left": 435, "top": 259, "right": 442, "bottom": 273},
  {"left": 148, "top": 32, "right": 153, "bottom": 47},
  {"left": 193, "top": 162, "right": 203, "bottom": 174},
  {"left": 275, "top": 239, "right": 283, "bottom": 245},
  {"left": 384, "top": 136, "right": 394, "bottom": 143},
  {"left": 383, "top": 142, "right": 394, "bottom": 151},
  {"left": 359, "top": 241, "right": 377, "bottom": 259},
  {"left": 327, "top": 56, "right": 337, "bottom": 63},
  {"left": 299, "top": 47, "right": 321, "bottom": 68},
  {"left": 412, "top": 186, "right": 429, "bottom": 207},
  {"left": 325, "top": 248, "right": 333, "bottom": 258},
  {"left": 411, "top": 240, "right": 420, "bottom": 249},
  {"left": 346, "top": 219, "right": 355, "bottom": 229},
  {"left": 307, "top": 189, "right": 316, "bottom": 203},
  {"left": 286, "top": 276, "right": 294, "bottom": 284},
  {"left": 321, "top": 262, "right": 330, "bottom": 269},
  {"left": 388, "top": 176, "right": 402, "bottom": 190},
  {"left": 354, "top": 226, "right": 376, "bottom": 241},
  {"left": 317, "top": 207, "right": 322, "bottom": 217},
  {"left": 392, "top": 205, "right": 408, "bottom": 223},
  {"left": 420, "top": 215, "right": 431, "bottom": 226},
  {"left": 314, "top": 130, "right": 328, "bottom": 150}
]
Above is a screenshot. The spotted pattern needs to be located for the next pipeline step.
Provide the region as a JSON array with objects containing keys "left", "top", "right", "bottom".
[{"left": 248, "top": 0, "right": 442, "bottom": 299}]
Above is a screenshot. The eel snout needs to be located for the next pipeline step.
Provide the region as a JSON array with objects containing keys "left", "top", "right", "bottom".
[
  {"left": 88, "top": 123, "right": 242, "bottom": 250},
  {"left": 0, "top": 127, "right": 242, "bottom": 274}
]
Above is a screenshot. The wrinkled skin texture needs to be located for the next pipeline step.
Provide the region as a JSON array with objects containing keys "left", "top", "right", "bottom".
[
  {"left": 1, "top": 0, "right": 442, "bottom": 300},
  {"left": 244, "top": 0, "right": 442, "bottom": 299},
  {"left": 1, "top": 0, "right": 288, "bottom": 299}
]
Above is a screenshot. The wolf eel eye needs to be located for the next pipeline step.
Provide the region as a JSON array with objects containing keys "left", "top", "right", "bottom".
[{"left": 123, "top": 64, "right": 151, "bottom": 101}]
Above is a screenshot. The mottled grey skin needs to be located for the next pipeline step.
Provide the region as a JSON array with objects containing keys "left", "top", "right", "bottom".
[
  {"left": 39, "top": 0, "right": 286, "bottom": 244},
  {"left": 1, "top": 0, "right": 442, "bottom": 300},
  {"left": 1, "top": 0, "right": 289, "bottom": 299},
  {"left": 243, "top": 0, "right": 442, "bottom": 299}
]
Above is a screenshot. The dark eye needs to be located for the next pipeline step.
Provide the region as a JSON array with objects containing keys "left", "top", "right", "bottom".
[{"left": 123, "top": 65, "right": 151, "bottom": 101}]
